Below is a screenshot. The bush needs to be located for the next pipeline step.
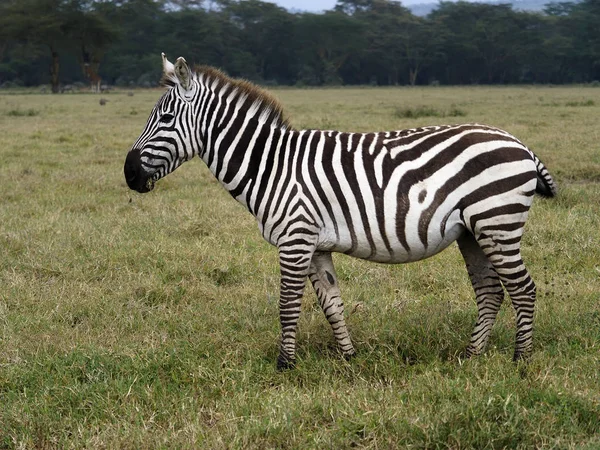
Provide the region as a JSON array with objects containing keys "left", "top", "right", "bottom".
[
  {"left": 1, "top": 79, "right": 23, "bottom": 89},
  {"left": 565, "top": 99, "right": 595, "bottom": 107},
  {"left": 7, "top": 108, "right": 39, "bottom": 117},
  {"left": 395, "top": 105, "right": 467, "bottom": 119},
  {"left": 396, "top": 105, "right": 440, "bottom": 119},
  {"left": 137, "top": 72, "right": 159, "bottom": 87},
  {"left": 115, "top": 76, "right": 133, "bottom": 87}
]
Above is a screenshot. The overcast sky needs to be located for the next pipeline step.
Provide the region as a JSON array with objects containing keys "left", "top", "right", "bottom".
[
  {"left": 270, "top": 0, "right": 337, "bottom": 11},
  {"left": 270, "top": 0, "right": 431, "bottom": 10}
]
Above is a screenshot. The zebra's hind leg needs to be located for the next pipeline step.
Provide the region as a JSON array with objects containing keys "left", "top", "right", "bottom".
[
  {"left": 457, "top": 232, "right": 505, "bottom": 358},
  {"left": 308, "top": 252, "right": 355, "bottom": 359},
  {"left": 476, "top": 232, "right": 537, "bottom": 361}
]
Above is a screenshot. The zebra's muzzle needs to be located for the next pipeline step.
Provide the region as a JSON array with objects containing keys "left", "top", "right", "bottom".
[{"left": 124, "top": 148, "right": 154, "bottom": 193}]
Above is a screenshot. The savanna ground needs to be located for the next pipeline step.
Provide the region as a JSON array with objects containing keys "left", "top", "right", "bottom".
[{"left": 1, "top": 84, "right": 599, "bottom": 449}]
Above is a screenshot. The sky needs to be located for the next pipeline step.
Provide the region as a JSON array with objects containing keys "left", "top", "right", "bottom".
[
  {"left": 271, "top": 0, "right": 337, "bottom": 11},
  {"left": 270, "top": 0, "right": 431, "bottom": 10}
]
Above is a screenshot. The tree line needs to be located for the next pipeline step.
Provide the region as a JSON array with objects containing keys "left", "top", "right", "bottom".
[{"left": 1, "top": 0, "right": 599, "bottom": 92}]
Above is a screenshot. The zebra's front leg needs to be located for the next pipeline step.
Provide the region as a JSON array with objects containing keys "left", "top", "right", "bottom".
[
  {"left": 277, "top": 245, "right": 315, "bottom": 370},
  {"left": 308, "top": 252, "right": 355, "bottom": 359},
  {"left": 457, "top": 233, "right": 505, "bottom": 358}
]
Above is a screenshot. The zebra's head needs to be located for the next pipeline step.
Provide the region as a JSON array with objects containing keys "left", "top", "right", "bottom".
[{"left": 124, "top": 53, "right": 199, "bottom": 193}]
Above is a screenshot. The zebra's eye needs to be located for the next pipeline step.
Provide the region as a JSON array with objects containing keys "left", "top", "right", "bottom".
[{"left": 159, "top": 113, "right": 175, "bottom": 123}]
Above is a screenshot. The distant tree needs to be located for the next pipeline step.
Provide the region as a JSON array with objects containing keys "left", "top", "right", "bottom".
[
  {"left": 334, "top": 0, "right": 375, "bottom": 15},
  {"left": 166, "top": 0, "right": 204, "bottom": 8},
  {"left": 294, "top": 12, "right": 366, "bottom": 85},
  {"left": 345, "top": 0, "right": 416, "bottom": 85},
  {"left": 543, "top": 1, "right": 576, "bottom": 16},
  {"left": 568, "top": 0, "right": 600, "bottom": 81},
  {"left": 95, "top": 0, "right": 167, "bottom": 85},
  {"left": 159, "top": 7, "right": 222, "bottom": 66},
  {"left": 524, "top": 8, "right": 576, "bottom": 83},
  {"left": 2, "top": 0, "right": 600, "bottom": 88},
  {"left": 218, "top": 0, "right": 297, "bottom": 82},
  {"left": 1, "top": 0, "right": 116, "bottom": 91},
  {"left": 63, "top": 1, "right": 117, "bottom": 91},
  {"left": 2, "top": 0, "right": 72, "bottom": 92},
  {"left": 396, "top": 15, "right": 439, "bottom": 85},
  {"left": 430, "top": 2, "right": 530, "bottom": 84},
  {"left": 0, "top": 1, "right": 14, "bottom": 62}
]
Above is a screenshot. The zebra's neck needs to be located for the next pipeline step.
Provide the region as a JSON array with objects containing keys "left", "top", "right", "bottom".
[
  {"left": 194, "top": 68, "right": 291, "bottom": 216},
  {"left": 205, "top": 112, "right": 290, "bottom": 215}
]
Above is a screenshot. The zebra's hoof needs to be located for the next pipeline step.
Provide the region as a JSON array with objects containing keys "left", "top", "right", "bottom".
[
  {"left": 513, "top": 350, "right": 532, "bottom": 363},
  {"left": 461, "top": 349, "right": 476, "bottom": 360},
  {"left": 343, "top": 351, "right": 356, "bottom": 361},
  {"left": 461, "top": 343, "right": 486, "bottom": 360},
  {"left": 277, "top": 354, "right": 296, "bottom": 371}
]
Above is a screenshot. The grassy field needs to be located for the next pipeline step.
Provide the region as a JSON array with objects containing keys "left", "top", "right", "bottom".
[{"left": 1, "top": 85, "right": 599, "bottom": 448}]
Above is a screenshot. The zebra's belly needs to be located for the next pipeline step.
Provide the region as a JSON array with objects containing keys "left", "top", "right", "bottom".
[{"left": 317, "top": 212, "right": 465, "bottom": 264}]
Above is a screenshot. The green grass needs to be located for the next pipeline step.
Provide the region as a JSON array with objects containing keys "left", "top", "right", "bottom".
[{"left": 1, "top": 86, "right": 600, "bottom": 448}]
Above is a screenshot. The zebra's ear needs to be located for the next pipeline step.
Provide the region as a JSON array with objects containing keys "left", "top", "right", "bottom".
[
  {"left": 174, "top": 57, "right": 192, "bottom": 91},
  {"left": 161, "top": 52, "right": 178, "bottom": 87}
]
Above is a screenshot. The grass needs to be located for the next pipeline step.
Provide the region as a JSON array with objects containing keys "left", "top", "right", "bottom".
[{"left": 1, "top": 86, "right": 600, "bottom": 448}]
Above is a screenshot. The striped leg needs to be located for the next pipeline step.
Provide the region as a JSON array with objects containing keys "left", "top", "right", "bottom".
[
  {"left": 308, "top": 252, "right": 355, "bottom": 359},
  {"left": 457, "top": 233, "right": 505, "bottom": 357},
  {"left": 277, "top": 244, "right": 315, "bottom": 370},
  {"left": 476, "top": 232, "right": 537, "bottom": 361}
]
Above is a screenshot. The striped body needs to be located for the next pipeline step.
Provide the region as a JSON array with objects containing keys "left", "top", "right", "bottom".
[
  {"left": 124, "top": 55, "right": 557, "bottom": 369},
  {"left": 228, "top": 125, "right": 538, "bottom": 264}
]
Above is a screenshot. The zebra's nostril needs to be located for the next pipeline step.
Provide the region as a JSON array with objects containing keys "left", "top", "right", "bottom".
[{"left": 125, "top": 165, "right": 136, "bottom": 181}]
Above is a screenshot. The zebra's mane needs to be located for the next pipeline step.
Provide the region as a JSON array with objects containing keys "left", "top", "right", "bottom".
[{"left": 165, "top": 65, "right": 292, "bottom": 130}]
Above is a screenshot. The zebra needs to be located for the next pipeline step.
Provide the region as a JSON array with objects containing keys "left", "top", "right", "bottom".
[{"left": 124, "top": 54, "right": 557, "bottom": 369}]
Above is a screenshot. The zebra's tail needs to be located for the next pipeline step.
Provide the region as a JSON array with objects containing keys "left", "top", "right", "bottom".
[{"left": 533, "top": 153, "right": 557, "bottom": 198}]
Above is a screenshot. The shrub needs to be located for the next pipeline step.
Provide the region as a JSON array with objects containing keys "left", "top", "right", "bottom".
[
  {"left": 565, "top": 99, "right": 595, "bottom": 107},
  {"left": 395, "top": 105, "right": 467, "bottom": 119},
  {"left": 395, "top": 106, "right": 440, "bottom": 119},
  {"left": 7, "top": 108, "right": 39, "bottom": 117}
]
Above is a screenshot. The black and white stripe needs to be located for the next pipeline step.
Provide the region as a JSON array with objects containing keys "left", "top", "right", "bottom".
[{"left": 124, "top": 54, "right": 557, "bottom": 369}]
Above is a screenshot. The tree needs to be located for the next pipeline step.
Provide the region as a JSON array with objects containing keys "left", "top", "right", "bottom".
[
  {"left": 396, "top": 15, "right": 439, "bottom": 85},
  {"left": 220, "top": 0, "right": 297, "bottom": 82},
  {"left": 166, "top": 0, "right": 204, "bottom": 8},
  {"left": 95, "top": 0, "right": 167, "bottom": 85},
  {"left": 334, "top": 0, "right": 375, "bottom": 15},
  {"left": 1, "top": 0, "right": 600, "bottom": 87},
  {"left": 2, "top": 0, "right": 72, "bottom": 92},
  {"left": 347, "top": 0, "right": 415, "bottom": 85},
  {"left": 2, "top": 0, "right": 117, "bottom": 91},
  {"left": 294, "top": 12, "right": 366, "bottom": 85},
  {"left": 63, "top": 1, "right": 117, "bottom": 91},
  {"left": 430, "top": 2, "right": 530, "bottom": 84},
  {"left": 568, "top": 0, "right": 600, "bottom": 81}
]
